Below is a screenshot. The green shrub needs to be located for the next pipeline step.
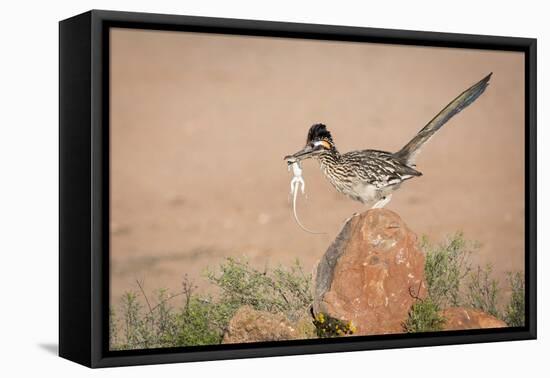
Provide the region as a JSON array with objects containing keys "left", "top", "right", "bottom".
[
  {"left": 422, "top": 232, "right": 474, "bottom": 308},
  {"left": 466, "top": 264, "right": 501, "bottom": 318},
  {"left": 405, "top": 232, "right": 465, "bottom": 333},
  {"left": 119, "top": 291, "right": 152, "bottom": 348},
  {"left": 110, "top": 278, "right": 237, "bottom": 350},
  {"left": 110, "top": 258, "right": 313, "bottom": 350},
  {"left": 504, "top": 271, "right": 525, "bottom": 327},
  {"left": 403, "top": 297, "right": 446, "bottom": 333},
  {"left": 109, "top": 309, "right": 119, "bottom": 350},
  {"left": 407, "top": 233, "right": 523, "bottom": 333},
  {"left": 167, "top": 297, "right": 226, "bottom": 346},
  {"left": 206, "top": 257, "right": 313, "bottom": 321}
]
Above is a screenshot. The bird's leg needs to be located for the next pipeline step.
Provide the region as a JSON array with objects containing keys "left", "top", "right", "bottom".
[
  {"left": 372, "top": 194, "right": 392, "bottom": 209},
  {"left": 342, "top": 212, "right": 360, "bottom": 225}
]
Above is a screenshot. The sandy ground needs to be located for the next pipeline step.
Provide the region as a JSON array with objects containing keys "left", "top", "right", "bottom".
[{"left": 109, "top": 28, "right": 525, "bottom": 306}]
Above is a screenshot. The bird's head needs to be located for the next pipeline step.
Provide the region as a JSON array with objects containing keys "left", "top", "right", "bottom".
[{"left": 284, "top": 123, "right": 335, "bottom": 162}]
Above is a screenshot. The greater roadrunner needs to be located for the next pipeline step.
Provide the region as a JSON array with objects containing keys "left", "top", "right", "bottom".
[{"left": 284, "top": 73, "right": 492, "bottom": 208}]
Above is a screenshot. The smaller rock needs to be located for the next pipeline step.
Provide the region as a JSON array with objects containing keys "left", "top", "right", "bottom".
[
  {"left": 441, "top": 307, "right": 507, "bottom": 330},
  {"left": 222, "top": 306, "right": 315, "bottom": 344}
]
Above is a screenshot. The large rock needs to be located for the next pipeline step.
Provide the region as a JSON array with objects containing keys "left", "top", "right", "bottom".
[
  {"left": 222, "top": 306, "right": 316, "bottom": 344},
  {"left": 313, "top": 209, "right": 427, "bottom": 335},
  {"left": 441, "top": 307, "right": 507, "bottom": 330}
]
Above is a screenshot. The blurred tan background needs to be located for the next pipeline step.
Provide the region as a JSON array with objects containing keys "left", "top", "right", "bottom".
[{"left": 109, "top": 28, "right": 524, "bottom": 304}]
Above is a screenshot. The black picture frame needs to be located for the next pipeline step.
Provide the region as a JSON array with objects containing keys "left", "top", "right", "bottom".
[{"left": 59, "top": 9, "right": 537, "bottom": 368}]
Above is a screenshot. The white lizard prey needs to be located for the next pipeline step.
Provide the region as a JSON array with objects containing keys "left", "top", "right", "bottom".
[{"left": 287, "top": 159, "right": 326, "bottom": 234}]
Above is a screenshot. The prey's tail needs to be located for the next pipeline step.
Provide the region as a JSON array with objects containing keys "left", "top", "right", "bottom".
[{"left": 394, "top": 73, "right": 492, "bottom": 165}]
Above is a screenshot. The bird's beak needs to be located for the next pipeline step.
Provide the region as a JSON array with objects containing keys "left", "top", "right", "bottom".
[{"left": 284, "top": 145, "right": 315, "bottom": 162}]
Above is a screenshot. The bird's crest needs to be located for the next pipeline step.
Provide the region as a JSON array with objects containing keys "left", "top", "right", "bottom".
[{"left": 307, "top": 123, "right": 333, "bottom": 144}]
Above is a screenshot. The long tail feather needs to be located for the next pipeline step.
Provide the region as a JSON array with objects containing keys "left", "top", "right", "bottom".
[{"left": 395, "top": 73, "right": 492, "bottom": 165}]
